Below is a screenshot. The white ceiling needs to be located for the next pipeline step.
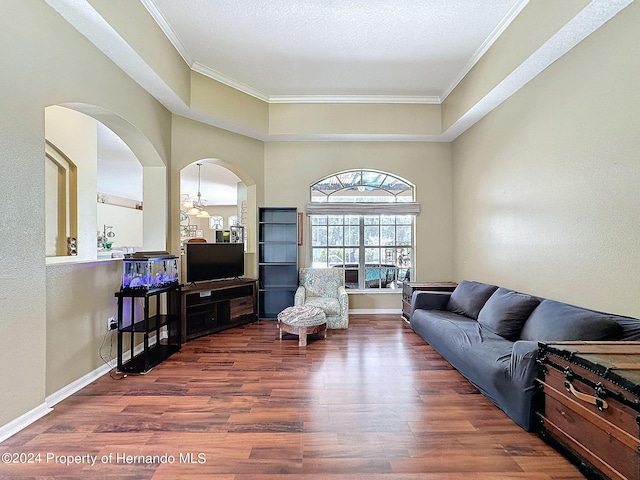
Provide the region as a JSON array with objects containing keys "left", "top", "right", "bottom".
[
  {"left": 86, "top": 0, "right": 631, "bottom": 204},
  {"left": 146, "top": 0, "right": 527, "bottom": 101},
  {"left": 97, "top": 123, "right": 143, "bottom": 202},
  {"left": 99, "top": 0, "right": 529, "bottom": 203},
  {"left": 92, "top": 0, "right": 543, "bottom": 204},
  {"left": 181, "top": 162, "right": 241, "bottom": 206},
  {"left": 48, "top": 0, "right": 631, "bottom": 134}
]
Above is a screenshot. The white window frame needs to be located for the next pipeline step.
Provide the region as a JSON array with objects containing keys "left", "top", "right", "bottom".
[{"left": 307, "top": 169, "right": 419, "bottom": 290}]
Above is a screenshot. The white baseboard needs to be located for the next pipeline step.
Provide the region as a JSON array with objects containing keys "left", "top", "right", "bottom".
[
  {"left": 349, "top": 308, "right": 402, "bottom": 315},
  {"left": 0, "top": 335, "right": 154, "bottom": 444},
  {"left": 0, "top": 403, "right": 53, "bottom": 444},
  {"left": 45, "top": 361, "right": 115, "bottom": 408},
  {"left": 0, "top": 360, "right": 115, "bottom": 444},
  {"left": 1, "top": 318, "right": 374, "bottom": 443}
]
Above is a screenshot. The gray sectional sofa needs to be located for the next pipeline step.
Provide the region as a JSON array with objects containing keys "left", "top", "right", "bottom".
[{"left": 410, "top": 280, "right": 640, "bottom": 431}]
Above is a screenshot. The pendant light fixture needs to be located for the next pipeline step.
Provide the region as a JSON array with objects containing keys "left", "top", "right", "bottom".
[{"left": 186, "top": 163, "right": 210, "bottom": 217}]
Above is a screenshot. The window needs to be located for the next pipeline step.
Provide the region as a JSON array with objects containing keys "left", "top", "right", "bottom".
[
  {"left": 209, "top": 215, "right": 224, "bottom": 230},
  {"left": 308, "top": 170, "right": 419, "bottom": 290}
]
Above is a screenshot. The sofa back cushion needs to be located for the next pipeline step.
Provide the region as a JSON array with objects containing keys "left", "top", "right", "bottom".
[
  {"left": 613, "top": 315, "right": 640, "bottom": 340},
  {"left": 520, "top": 299, "right": 623, "bottom": 341},
  {"left": 477, "top": 288, "right": 540, "bottom": 340},
  {"left": 447, "top": 280, "right": 498, "bottom": 319}
]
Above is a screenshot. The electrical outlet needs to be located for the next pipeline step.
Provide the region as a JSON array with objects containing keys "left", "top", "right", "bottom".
[{"left": 107, "top": 317, "right": 117, "bottom": 330}]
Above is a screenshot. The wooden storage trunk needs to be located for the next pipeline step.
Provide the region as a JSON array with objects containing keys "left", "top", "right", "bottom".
[
  {"left": 401, "top": 281, "right": 457, "bottom": 321},
  {"left": 536, "top": 342, "right": 640, "bottom": 480}
]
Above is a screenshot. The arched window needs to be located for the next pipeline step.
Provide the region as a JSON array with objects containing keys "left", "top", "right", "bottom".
[{"left": 307, "top": 169, "right": 419, "bottom": 290}]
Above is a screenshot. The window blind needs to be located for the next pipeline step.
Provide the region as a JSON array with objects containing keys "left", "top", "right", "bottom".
[{"left": 305, "top": 202, "right": 420, "bottom": 216}]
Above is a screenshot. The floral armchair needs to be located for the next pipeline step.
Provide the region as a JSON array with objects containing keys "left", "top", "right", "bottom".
[{"left": 294, "top": 268, "right": 349, "bottom": 329}]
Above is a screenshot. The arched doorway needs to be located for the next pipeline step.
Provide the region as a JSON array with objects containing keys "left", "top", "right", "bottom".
[
  {"left": 44, "top": 104, "right": 168, "bottom": 262},
  {"left": 178, "top": 159, "right": 257, "bottom": 279},
  {"left": 180, "top": 162, "right": 245, "bottom": 245}
]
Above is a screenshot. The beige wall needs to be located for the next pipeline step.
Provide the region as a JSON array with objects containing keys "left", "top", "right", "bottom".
[
  {"left": 191, "top": 72, "right": 270, "bottom": 136},
  {"left": 441, "top": 0, "right": 589, "bottom": 132},
  {"left": 0, "top": 1, "right": 171, "bottom": 427},
  {"left": 452, "top": 1, "right": 640, "bottom": 317},
  {"left": 46, "top": 261, "right": 122, "bottom": 395},
  {"left": 269, "top": 103, "right": 442, "bottom": 136},
  {"left": 88, "top": 0, "right": 192, "bottom": 106},
  {"left": 97, "top": 204, "right": 144, "bottom": 248},
  {"left": 264, "top": 141, "right": 453, "bottom": 310},
  {"left": 169, "top": 115, "right": 265, "bottom": 278},
  {"left": 188, "top": 205, "right": 238, "bottom": 242},
  {"left": 3, "top": 0, "right": 638, "bottom": 439}
]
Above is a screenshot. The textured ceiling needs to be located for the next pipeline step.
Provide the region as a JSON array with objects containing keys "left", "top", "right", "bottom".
[
  {"left": 83, "top": 0, "right": 631, "bottom": 203},
  {"left": 146, "top": 0, "right": 526, "bottom": 101}
]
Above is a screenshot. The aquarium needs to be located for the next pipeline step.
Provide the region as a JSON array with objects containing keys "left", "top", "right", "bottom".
[{"left": 121, "top": 252, "right": 179, "bottom": 290}]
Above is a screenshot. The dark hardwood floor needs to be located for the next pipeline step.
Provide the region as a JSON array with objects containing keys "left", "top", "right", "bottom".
[{"left": 0, "top": 315, "right": 583, "bottom": 479}]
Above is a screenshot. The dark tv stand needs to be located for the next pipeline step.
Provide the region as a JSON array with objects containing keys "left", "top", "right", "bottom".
[{"left": 180, "top": 278, "right": 258, "bottom": 342}]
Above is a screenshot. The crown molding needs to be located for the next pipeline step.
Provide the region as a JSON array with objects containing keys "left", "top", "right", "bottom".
[
  {"left": 268, "top": 95, "right": 440, "bottom": 105},
  {"left": 192, "top": 62, "right": 271, "bottom": 102},
  {"left": 264, "top": 133, "right": 446, "bottom": 143},
  {"left": 44, "top": 0, "right": 190, "bottom": 115},
  {"left": 143, "top": 0, "right": 528, "bottom": 106},
  {"left": 191, "top": 63, "right": 441, "bottom": 105},
  {"left": 439, "top": 0, "right": 634, "bottom": 141},
  {"left": 140, "top": 0, "right": 193, "bottom": 66},
  {"left": 46, "top": 0, "right": 633, "bottom": 144},
  {"left": 439, "top": 0, "right": 530, "bottom": 102}
]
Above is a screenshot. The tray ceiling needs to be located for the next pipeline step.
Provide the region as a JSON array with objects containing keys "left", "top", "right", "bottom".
[{"left": 145, "top": 0, "right": 527, "bottom": 102}]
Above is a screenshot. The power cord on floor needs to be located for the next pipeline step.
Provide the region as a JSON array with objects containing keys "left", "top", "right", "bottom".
[{"left": 99, "top": 314, "right": 127, "bottom": 380}]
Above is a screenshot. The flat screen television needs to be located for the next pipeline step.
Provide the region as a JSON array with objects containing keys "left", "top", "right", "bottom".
[{"left": 186, "top": 242, "right": 244, "bottom": 283}]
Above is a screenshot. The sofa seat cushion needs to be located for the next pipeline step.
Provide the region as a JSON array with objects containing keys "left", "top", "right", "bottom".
[
  {"left": 446, "top": 280, "right": 498, "bottom": 319},
  {"left": 305, "top": 297, "right": 341, "bottom": 316},
  {"left": 477, "top": 288, "right": 540, "bottom": 340},
  {"left": 412, "top": 308, "right": 490, "bottom": 351},
  {"left": 410, "top": 308, "right": 540, "bottom": 430},
  {"left": 520, "top": 299, "right": 623, "bottom": 341}
]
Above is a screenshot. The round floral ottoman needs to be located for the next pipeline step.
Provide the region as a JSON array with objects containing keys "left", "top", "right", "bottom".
[{"left": 277, "top": 305, "right": 327, "bottom": 347}]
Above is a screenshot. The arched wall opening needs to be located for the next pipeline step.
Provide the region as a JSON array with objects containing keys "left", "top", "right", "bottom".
[
  {"left": 178, "top": 158, "right": 258, "bottom": 280},
  {"left": 45, "top": 104, "right": 168, "bottom": 262},
  {"left": 42, "top": 103, "right": 171, "bottom": 409}
]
